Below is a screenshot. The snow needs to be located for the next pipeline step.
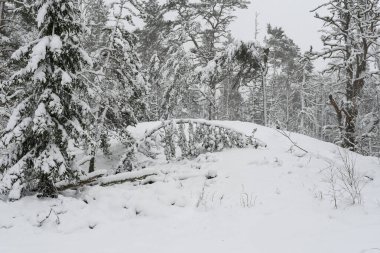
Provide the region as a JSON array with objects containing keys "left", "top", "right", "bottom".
[
  {"left": 47, "top": 92, "right": 63, "bottom": 115},
  {"left": 32, "top": 103, "right": 54, "bottom": 134},
  {"left": 2, "top": 117, "right": 32, "bottom": 146},
  {"left": 99, "top": 168, "right": 158, "bottom": 185},
  {"left": 33, "top": 66, "right": 47, "bottom": 83},
  {"left": 79, "top": 48, "right": 93, "bottom": 67},
  {"left": 49, "top": 35, "right": 62, "bottom": 53},
  {"left": 60, "top": 71, "right": 72, "bottom": 85},
  {"left": 0, "top": 152, "right": 33, "bottom": 200},
  {"left": 1, "top": 121, "right": 380, "bottom": 253},
  {"left": 24, "top": 37, "right": 49, "bottom": 73},
  {"left": 11, "top": 45, "right": 29, "bottom": 61},
  {"left": 34, "top": 144, "right": 66, "bottom": 175},
  {"left": 5, "top": 99, "right": 30, "bottom": 132},
  {"left": 11, "top": 35, "right": 79, "bottom": 82},
  {"left": 36, "top": 2, "right": 49, "bottom": 28}
]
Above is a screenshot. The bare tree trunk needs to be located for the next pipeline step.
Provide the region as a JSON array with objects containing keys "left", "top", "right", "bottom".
[
  {"left": 262, "top": 48, "right": 269, "bottom": 126},
  {"left": 87, "top": 1, "right": 126, "bottom": 172},
  {"left": 88, "top": 147, "right": 96, "bottom": 173},
  {"left": 300, "top": 65, "right": 306, "bottom": 133},
  {"left": 0, "top": 1, "right": 4, "bottom": 33},
  {"left": 89, "top": 105, "right": 100, "bottom": 173},
  {"left": 208, "top": 102, "right": 213, "bottom": 120},
  {"left": 343, "top": 75, "right": 364, "bottom": 150},
  {"left": 262, "top": 74, "right": 267, "bottom": 126},
  {"left": 286, "top": 80, "right": 290, "bottom": 130}
]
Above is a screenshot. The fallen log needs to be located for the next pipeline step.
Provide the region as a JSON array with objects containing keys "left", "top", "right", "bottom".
[
  {"left": 55, "top": 170, "right": 107, "bottom": 191},
  {"left": 99, "top": 169, "right": 158, "bottom": 187},
  {"left": 55, "top": 169, "right": 159, "bottom": 191}
]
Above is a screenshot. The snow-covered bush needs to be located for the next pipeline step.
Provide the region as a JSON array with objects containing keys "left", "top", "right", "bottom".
[
  {"left": 335, "top": 150, "right": 368, "bottom": 205},
  {"left": 324, "top": 149, "right": 369, "bottom": 206}
]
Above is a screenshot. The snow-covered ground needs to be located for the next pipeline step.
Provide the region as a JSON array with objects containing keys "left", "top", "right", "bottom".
[{"left": 1, "top": 121, "right": 380, "bottom": 253}]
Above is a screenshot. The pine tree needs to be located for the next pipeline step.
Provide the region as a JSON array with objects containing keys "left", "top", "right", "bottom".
[
  {"left": 0, "top": 0, "right": 93, "bottom": 200},
  {"left": 264, "top": 25, "right": 303, "bottom": 130},
  {"left": 136, "top": 0, "right": 196, "bottom": 120},
  {"left": 168, "top": 0, "right": 249, "bottom": 120},
  {"left": 83, "top": 0, "right": 147, "bottom": 173}
]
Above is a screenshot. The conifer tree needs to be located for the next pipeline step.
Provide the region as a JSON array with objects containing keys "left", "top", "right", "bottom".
[
  {"left": 137, "top": 0, "right": 195, "bottom": 120},
  {"left": 168, "top": 0, "right": 249, "bottom": 120},
  {"left": 0, "top": 1, "right": 37, "bottom": 129},
  {"left": 0, "top": 0, "right": 92, "bottom": 200},
  {"left": 83, "top": 0, "right": 147, "bottom": 172}
]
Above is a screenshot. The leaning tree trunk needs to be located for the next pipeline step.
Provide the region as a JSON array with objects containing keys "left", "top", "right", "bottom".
[
  {"left": 300, "top": 64, "right": 307, "bottom": 134},
  {"left": 343, "top": 66, "right": 365, "bottom": 150},
  {"left": 261, "top": 48, "right": 269, "bottom": 126},
  {"left": 343, "top": 72, "right": 357, "bottom": 149},
  {"left": 208, "top": 80, "right": 217, "bottom": 120}
]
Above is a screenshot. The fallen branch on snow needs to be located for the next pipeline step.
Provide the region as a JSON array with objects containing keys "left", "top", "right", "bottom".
[
  {"left": 55, "top": 169, "right": 159, "bottom": 191},
  {"left": 55, "top": 170, "right": 108, "bottom": 191},
  {"left": 276, "top": 129, "right": 309, "bottom": 154},
  {"left": 99, "top": 169, "right": 158, "bottom": 186}
]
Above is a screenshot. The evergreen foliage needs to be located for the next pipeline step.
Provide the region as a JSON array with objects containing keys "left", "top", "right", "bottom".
[
  {"left": 0, "top": 0, "right": 93, "bottom": 200},
  {"left": 138, "top": 119, "right": 266, "bottom": 161}
]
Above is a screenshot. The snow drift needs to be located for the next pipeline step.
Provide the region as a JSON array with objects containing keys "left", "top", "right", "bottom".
[{"left": 0, "top": 121, "right": 379, "bottom": 253}]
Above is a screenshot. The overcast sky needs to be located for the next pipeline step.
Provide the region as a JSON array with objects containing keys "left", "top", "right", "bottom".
[
  {"left": 230, "top": 0, "right": 326, "bottom": 52},
  {"left": 108, "top": 0, "right": 328, "bottom": 68}
]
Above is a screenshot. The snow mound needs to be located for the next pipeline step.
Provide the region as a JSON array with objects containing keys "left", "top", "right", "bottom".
[{"left": 0, "top": 121, "right": 379, "bottom": 253}]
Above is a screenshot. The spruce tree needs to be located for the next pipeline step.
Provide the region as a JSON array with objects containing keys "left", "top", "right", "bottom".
[
  {"left": 0, "top": 0, "right": 92, "bottom": 200},
  {"left": 0, "top": 1, "right": 37, "bottom": 129}
]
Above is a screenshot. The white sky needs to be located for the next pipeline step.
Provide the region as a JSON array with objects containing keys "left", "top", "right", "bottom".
[
  {"left": 230, "top": 0, "right": 326, "bottom": 52},
  {"left": 108, "top": 0, "right": 326, "bottom": 53}
]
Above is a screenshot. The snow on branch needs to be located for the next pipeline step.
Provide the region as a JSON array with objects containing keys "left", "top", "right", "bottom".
[
  {"left": 99, "top": 169, "right": 158, "bottom": 186},
  {"left": 137, "top": 119, "right": 267, "bottom": 161}
]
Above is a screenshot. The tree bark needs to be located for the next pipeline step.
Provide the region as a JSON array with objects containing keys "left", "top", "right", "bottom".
[
  {"left": 0, "top": 1, "right": 5, "bottom": 33},
  {"left": 262, "top": 48, "right": 269, "bottom": 126}
]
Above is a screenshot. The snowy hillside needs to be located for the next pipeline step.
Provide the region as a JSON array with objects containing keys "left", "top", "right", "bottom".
[{"left": 1, "top": 121, "right": 380, "bottom": 253}]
